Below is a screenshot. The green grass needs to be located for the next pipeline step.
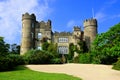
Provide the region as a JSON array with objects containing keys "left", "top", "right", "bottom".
[{"left": 0, "top": 66, "right": 81, "bottom": 80}]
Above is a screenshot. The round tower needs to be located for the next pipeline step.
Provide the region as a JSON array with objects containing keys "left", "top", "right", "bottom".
[
  {"left": 20, "top": 13, "right": 36, "bottom": 55},
  {"left": 83, "top": 18, "right": 98, "bottom": 49}
]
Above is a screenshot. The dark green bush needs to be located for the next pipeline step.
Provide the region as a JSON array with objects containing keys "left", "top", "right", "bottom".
[
  {"left": 23, "top": 50, "right": 62, "bottom": 64},
  {"left": 112, "top": 58, "right": 120, "bottom": 70},
  {"left": 8, "top": 54, "right": 25, "bottom": 65},
  {"left": 73, "top": 56, "right": 79, "bottom": 63},
  {"left": 23, "top": 50, "right": 63, "bottom": 64},
  {"left": 50, "top": 58, "right": 62, "bottom": 64},
  {"left": 79, "top": 53, "right": 91, "bottom": 63},
  {"left": 0, "top": 54, "right": 24, "bottom": 71},
  {"left": 73, "top": 53, "right": 91, "bottom": 63}
]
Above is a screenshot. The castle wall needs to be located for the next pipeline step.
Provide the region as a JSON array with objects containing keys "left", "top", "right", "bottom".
[
  {"left": 20, "top": 13, "right": 36, "bottom": 55},
  {"left": 84, "top": 19, "right": 97, "bottom": 49},
  {"left": 20, "top": 13, "right": 98, "bottom": 55}
]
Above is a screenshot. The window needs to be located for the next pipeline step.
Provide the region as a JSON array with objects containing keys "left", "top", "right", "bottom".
[
  {"left": 58, "top": 37, "right": 68, "bottom": 43},
  {"left": 37, "top": 46, "right": 42, "bottom": 50},
  {"left": 38, "top": 33, "right": 42, "bottom": 39},
  {"left": 58, "top": 46, "right": 68, "bottom": 54},
  {"left": 32, "top": 23, "right": 34, "bottom": 28},
  {"left": 31, "top": 32, "right": 33, "bottom": 39}
]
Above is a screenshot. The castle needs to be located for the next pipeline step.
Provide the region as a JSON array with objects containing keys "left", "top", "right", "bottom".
[{"left": 20, "top": 13, "right": 98, "bottom": 55}]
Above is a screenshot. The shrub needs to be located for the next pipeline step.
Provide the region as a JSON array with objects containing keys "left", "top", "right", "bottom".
[
  {"left": 0, "top": 54, "right": 24, "bottom": 71},
  {"left": 73, "top": 53, "right": 91, "bottom": 63},
  {"left": 79, "top": 53, "right": 91, "bottom": 63},
  {"left": 112, "top": 58, "right": 120, "bottom": 70},
  {"left": 23, "top": 50, "right": 54, "bottom": 64},
  {"left": 50, "top": 58, "right": 62, "bottom": 64},
  {"left": 8, "top": 54, "right": 25, "bottom": 65},
  {"left": 23, "top": 50, "right": 63, "bottom": 64},
  {"left": 73, "top": 56, "right": 79, "bottom": 63}
]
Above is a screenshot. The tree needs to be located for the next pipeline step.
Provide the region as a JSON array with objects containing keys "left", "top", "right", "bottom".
[
  {"left": 42, "top": 42, "right": 49, "bottom": 51},
  {"left": 10, "top": 44, "right": 20, "bottom": 54},
  {"left": 0, "top": 37, "right": 9, "bottom": 56},
  {"left": 48, "top": 43, "right": 58, "bottom": 56},
  {"left": 0, "top": 37, "right": 24, "bottom": 71},
  {"left": 91, "top": 23, "right": 120, "bottom": 64},
  {"left": 68, "top": 43, "right": 75, "bottom": 60}
]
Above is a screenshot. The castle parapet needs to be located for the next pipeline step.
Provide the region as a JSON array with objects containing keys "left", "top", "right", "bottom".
[
  {"left": 84, "top": 18, "right": 97, "bottom": 27},
  {"left": 22, "top": 12, "right": 36, "bottom": 20},
  {"left": 73, "top": 26, "right": 81, "bottom": 31},
  {"left": 54, "top": 31, "right": 72, "bottom": 36}
]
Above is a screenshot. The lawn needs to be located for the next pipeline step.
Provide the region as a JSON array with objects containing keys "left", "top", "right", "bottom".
[{"left": 0, "top": 66, "right": 81, "bottom": 80}]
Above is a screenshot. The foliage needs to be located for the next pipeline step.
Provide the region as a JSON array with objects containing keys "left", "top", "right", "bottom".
[
  {"left": 50, "top": 58, "right": 62, "bottom": 64},
  {"left": 73, "top": 56, "right": 79, "bottom": 63},
  {"left": 113, "top": 57, "right": 120, "bottom": 70},
  {"left": 42, "top": 42, "right": 49, "bottom": 51},
  {"left": 68, "top": 43, "right": 75, "bottom": 60},
  {"left": 47, "top": 43, "right": 58, "bottom": 57},
  {"left": 0, "top": 66, "right": 81, "bottom": 80},
  {"left": 0, "top": 54, "right": 24, "bottom": 71},
  {"left": 0, "top": 37, "right": 9, "bottom": 56},
  {"left": 10, "top": 44, "right": 20, "bottom": 54},
  {"left": 73, "top": 53, "right": 91, "bottom": 63},
  {"left": 0, "top": 37, "right": 23, "bottom": 71},
  {"left": 76, "top": 41, "right": 89, "bottom": 53},
  {"left": 8, "top": 54, "right": 25, "bottom": 65},
  {"left": 91, "top": 23, "right": 120, "bottom": 64},
  {"left": 79, "top": 53, "right": 91, "bottom": 63},
  {"left": 23, "top": 50, "right": 62, "bottom": 64}
]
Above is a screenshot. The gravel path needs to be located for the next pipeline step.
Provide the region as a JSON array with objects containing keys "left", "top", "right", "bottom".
[{"left": 26, "top": 63, "right": 120, "bottom": 80}]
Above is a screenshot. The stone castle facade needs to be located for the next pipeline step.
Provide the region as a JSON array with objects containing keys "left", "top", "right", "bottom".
[{"left": 20, "top": 13, "right": 98, "bottom": 55}]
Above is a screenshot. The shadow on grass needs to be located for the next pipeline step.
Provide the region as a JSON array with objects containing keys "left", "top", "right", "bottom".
[{"left": 0, "top": 65, "right": 27, "bottom": 72}]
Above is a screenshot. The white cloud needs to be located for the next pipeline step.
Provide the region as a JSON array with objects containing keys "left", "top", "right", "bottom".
[
  {"left": 0, "top": 0, "right": 53, "bottom": 44},
  {"left": 105, "top": 0, "right": 118, "bottom": 5},
  {"left": 67, "top": 20, "right": 76, "bottom": 28},
  {"left": 95, "top": 12, "right": 106, "bottom": 22},
  {"left": 111, "top": 14, "right": 120, "bottom": 19},
  {"left": 95, "top": 0, "right": 118, "bottom": 23}
]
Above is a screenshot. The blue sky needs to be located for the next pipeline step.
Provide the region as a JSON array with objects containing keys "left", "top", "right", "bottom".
[{"left": 0, "top": 0, "right": 120, "bottom": 44}]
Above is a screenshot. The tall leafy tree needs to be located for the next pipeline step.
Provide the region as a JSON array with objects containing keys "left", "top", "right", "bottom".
[
  {"left": 68, "top": 43, "right": 75, "bottom": 60},
  {"left": 10, "top": 44, "right": 20, "bottom": 54},
  {"left": 0, "top": 37, "right": 9, "bottom": 56},
  {"left": 91, "top": 23, "right": 120, "bottom": 64}
]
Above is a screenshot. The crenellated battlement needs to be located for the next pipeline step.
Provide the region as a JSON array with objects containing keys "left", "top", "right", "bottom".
[
  {"left": 73, "top": 26, "right": 81, "bottom": 31},
  {"left": 84, "top": 18, "right": 97, "bottom": 27},
  {"left": 20, "top": 12, "right": 98, "bottom": 55},
  {"left": 22, "top": 12, "right": 36, "bottom": 20},
  {"left": 39, "top": 19, "right": 52, "bottom": 29},
  {"left": 54, "top": 31, "right": 72, "bottom": 36}
]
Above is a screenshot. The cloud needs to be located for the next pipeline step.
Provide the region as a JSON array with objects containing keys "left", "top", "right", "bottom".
[
  {"left": 67, "top": 20, "right": 76, "bottom": 28},
  {"left": 95, "top": 0, "right": 118, "bottom": 23},
  {"left": 111, "top": 14, "right": 120, "bottom": 19},
  {"left": 67, "top": 20, "right": 82, "bottom": 27},
  {"left": 95, "top": 12, "right": 106, "bottom": 22},
  {"left": 105, "top": 0, "right": 118, "bottom": 5},
  {"left": 0, "top": 0, "right": 53, "bottom": 44}
]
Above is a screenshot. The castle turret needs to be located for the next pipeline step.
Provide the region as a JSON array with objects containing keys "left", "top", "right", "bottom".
[
  {"left": 20, "top": 13, "right": 36, "bottom": 55},
  {"left": 83, "top": 18, "right": 98, "bottom": 49}
]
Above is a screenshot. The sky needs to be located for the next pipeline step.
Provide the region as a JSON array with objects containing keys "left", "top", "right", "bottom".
[{"left": 0, "top": 0, "right": 120, "bottom": 44}]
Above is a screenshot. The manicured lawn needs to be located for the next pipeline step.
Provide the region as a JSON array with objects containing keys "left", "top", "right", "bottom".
[{"left": 0, "top": 66, "right": 81, "bottom": 80}]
